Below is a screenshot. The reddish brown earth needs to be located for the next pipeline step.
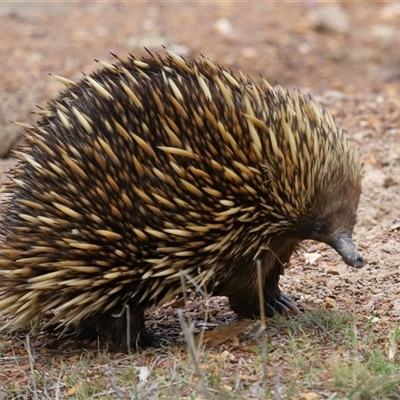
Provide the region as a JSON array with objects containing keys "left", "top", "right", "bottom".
[{"left": 0, "top": 1, "right": 399, "bottom": 397}]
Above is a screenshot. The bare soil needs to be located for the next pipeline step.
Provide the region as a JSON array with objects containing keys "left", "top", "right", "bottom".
[{"left": 0, "top": 1, "right": 399, "bottom": 398}]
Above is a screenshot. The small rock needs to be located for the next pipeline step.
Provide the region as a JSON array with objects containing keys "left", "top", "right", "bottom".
[
  {"left": 303, "top": 252, "right": 321, "bottom": 265},
  {"left": 324, "top": 297, "right": 337, "bottom": 309},
  {"left": 373, "top": 25, "right": 396, "bottom": 47},
  {"left": 390, "top": 220, "right": 400, "bottom": 231},
  {"left": 0, "top": 128, "right": 21, "bottom": 158},
  {"left": 380, "top": 3, "right": 400, "bottom": 20},
  {"left": 241, "top": 47, "right": 258, "bottom": 60},
  {"left": 0, "top": 2, "right": 67, "bottom": 17},
  {"left": 300, "top": 392, "right": 320, "bottom": 400},
  {"left": 0, "top": 158, "right": 17, "bottom": 188},
  {"left": 214, "top": 18, "right": 233, "bottom": 37},
  {"left": 326, "top": 269, "right": 340, "bottom": 275},
  {"left": 168, "top": 43, "right": 191, "bottom": 58},
  {"left": 363, "top": 168, "right": 387, "bottom": 189},
  {"left": 310, "top": 5, "right": 350, "bottom": 34},
  {"left": 222, "top": 384, "right": 233, "bottom": 392},
  {"left": 322, "top": 90, "right": 348, "bottom": 99},
  {"left": 126, "top": 34, "right": 166, "bottom": 49},
  {"left": 383, "top": 176, "right": 397, "bottom": 188},
  {"left": 135, "top": 366, "right": 150, "bottom": 383},
  {"left": 220, "top": 350, "right": 235, "bottom": 362},
  {"left": 378, "top": 58, "right": 400, "bottom": 81}
]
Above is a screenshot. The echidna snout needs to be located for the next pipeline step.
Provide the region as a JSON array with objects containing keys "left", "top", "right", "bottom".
[
  {"left": 301, "top": 210, "right": 363, "bottom": 268},
  {"left": 331, "top": 236, "right": 363, "bottom": 268},
  {"left": 311, "top": 228, "right": 363, "bottom": 267}
]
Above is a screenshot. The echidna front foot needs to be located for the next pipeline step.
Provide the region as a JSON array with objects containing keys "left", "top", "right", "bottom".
[
  {"left": 265, "top": 293, "right": 300, "bottom": 318},
  {"left": 229, "top": 292, "right": 299, "bottom": 320},
  {"left": 261, "top": 263, "right": 300, "bottom": 318}
]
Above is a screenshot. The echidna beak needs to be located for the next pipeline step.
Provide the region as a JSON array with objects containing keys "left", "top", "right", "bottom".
[{"left": 331, "top": 236, "right": 364, "bottom": 268}]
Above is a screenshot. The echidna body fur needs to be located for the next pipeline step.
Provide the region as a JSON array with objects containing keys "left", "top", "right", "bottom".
[{"left": 0, "top": 50, "right": 363, "bottom": 349}]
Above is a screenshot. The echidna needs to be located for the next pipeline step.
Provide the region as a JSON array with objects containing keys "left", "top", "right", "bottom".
[{"left": 0, "top": 49, "right": 363, "bottom": 350}]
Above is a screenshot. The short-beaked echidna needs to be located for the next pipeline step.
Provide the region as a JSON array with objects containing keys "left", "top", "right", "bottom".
[{"left": 0, "top": 50, "right": 363, "bottom": 350}]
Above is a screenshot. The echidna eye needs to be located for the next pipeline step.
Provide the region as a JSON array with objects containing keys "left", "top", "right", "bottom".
[{"left": 313, "top": 219, "right": 326, "bottom": 234}]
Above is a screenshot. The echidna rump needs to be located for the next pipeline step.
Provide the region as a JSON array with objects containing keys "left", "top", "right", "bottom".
[{"left": 0, "top": 49, "right": 363, "bottom": 350}]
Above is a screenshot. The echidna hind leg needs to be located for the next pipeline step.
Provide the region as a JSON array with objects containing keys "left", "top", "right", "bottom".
[{"left": 77, "top": 304, "right": 158, "bottom": 351}]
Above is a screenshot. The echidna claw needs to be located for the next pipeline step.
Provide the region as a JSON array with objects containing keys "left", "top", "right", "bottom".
[
  {"left": 265, "top": 303, "right": 278, "bottom": 317},
  {"left": 135, "top": 332, "right": 165, "bottom": 350},
  {"left": 265, "top": 293, "right": 300, "bottom": 318},
  {"left": 156, "top": 337, "right": 171, "bottom": 348}
]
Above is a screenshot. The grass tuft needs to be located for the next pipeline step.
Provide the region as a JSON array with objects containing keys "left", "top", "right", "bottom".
[{"left": 1, "top": 307, "right": 400, "bottom": 399}]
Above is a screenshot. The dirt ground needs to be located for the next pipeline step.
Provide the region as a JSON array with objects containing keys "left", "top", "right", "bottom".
[{"left": 0, "top": 1, "right": 400, "bottom": 397}]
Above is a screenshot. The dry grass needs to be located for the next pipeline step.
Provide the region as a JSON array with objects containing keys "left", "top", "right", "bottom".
[{"left": 1, "top": 306, "right": 400, "bottom": 400}]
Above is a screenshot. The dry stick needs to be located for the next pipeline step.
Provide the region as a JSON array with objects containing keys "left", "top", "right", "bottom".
[
  {"left": 179, "top": 270, "right": 193, "bottom": 349},
  {"left": 178, "top": 271, "right": 208, "bottom": 347},
  {"left": 54, "top": 369, "right": 64, "bottom": 400},
  {"left": 256, "top": 259, "right": 266, "bottom": 330},
  {"left": 125, "top": 304, "right": 131, "bottom": 352},
  {"left": 179, "top": 271, "right": 190, "bottom": 321},
  {"left": 233, "top": 357, "right": 244, "bottom": 393},
  {"left": 274, "top": 367, "right": 282, "bottom": 400},
  {"left": 180, "top": 272, "right": 206, "bottom": 297},
  {"left": 25, "top": 334, "right": 39, "bottom": 400},
  {"left": 256, "top": 259, "right": 268, "bottom": 387},
  {"left": 388, "top": 328, "right": 398, "bottom": 361},
  {"left": 106, "top": 371, "right": 126, "bottom": 400},
  {"left": 168, "top": 364, "right": 175, "bottom": 398},
  {"left": 112, "top": 304, "right": 132, "bottom": 351},
  {"left": 180, "top": 271, "right": 210, "bottom": 349},
  {"left": 178, "top": 270, "right": 210, "bottom": 399},
  {"left": 177, "top": 309, "right": 210, "bottom": 400}
]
